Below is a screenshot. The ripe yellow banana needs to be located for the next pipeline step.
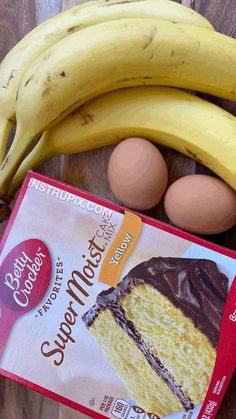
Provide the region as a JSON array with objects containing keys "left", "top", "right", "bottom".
[
  {"left": 8, "top": 86, "right": 236, "bottom": 200},
  {"left": 0, "top": 0, "right": 213, "bottom": 164},
  {"left": 1, "top": 17, "right": 235, "bottom": 196}
]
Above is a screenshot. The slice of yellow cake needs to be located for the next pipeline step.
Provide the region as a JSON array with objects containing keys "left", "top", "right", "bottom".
[{"left": 82, "top": 257, "right": 228, "bottom": 417}]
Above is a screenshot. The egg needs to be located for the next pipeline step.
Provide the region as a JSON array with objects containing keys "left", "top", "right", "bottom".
[
  {"left": 164, "top": 175, "right": 236, "bottom": 234},
  {"left": 108, "top": 137, "right": 168, "bottom": 210}
]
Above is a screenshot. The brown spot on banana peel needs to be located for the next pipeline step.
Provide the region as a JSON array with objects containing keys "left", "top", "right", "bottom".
[
  {"left": 42, "top": 86, "right": 52, "bottom": 97},
  {"left": 6, "top": 70, "right": 15, "bottom": 88},
  {"left": 81, "top": 113, "right": 95, "bottom": 126},
  {"left": 43, "top": 72, "right": 67, "bottom": 98},
  {"left": 150, "top": 52, "right": 154, "bottom": 60},
  {"left": 25, "top": 75, "right": 34, "bottom": 87},
  {"left": 185, "top": 148, "right": 204, "bottom": 164},
  {"left": 67, "top": 25, "right": 81, "bottom": 33},
  {"left": 43, "top": 51, "right": 52, "bottom": 60},
  {"left": 101, "top": 0, "right": 143, "bottom": 7},
  {"left": 1, "top": 71, "right": 16, "bottom": 89},
  {"left": 195, "top": 40, "right": 201, "bottom": 52},
  {"left": 143, "top": 27, "right": 158, "bottom": 50},
  {"left": 120, "top": 76, "right": 153, "bottom": 82}
]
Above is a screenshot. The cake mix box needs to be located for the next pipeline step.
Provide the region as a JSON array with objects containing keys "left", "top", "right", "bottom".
[{"left": 0, "top": 172, "right": 235, "bottom": 419}]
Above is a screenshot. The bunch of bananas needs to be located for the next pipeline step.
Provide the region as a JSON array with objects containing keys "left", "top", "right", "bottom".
[{"left": 0, "top": 0, "right": 235, "bottom": 220}]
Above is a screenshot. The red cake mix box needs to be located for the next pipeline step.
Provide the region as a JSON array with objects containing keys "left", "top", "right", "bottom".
[{"left": 0, "top": 172, "right": 235, "bottom": 419}]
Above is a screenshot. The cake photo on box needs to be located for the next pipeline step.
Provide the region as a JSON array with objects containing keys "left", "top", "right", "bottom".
[{"left": 82, "top": 257, "right": 228, "bottom": 417}]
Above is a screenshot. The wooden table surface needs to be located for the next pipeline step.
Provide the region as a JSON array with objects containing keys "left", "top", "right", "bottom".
[{"left": 0, "top": 0, "right": 235, "bottom": 418}]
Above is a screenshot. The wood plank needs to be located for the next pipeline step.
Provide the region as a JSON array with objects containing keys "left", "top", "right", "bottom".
[
  {"left": 34, "top": 0, "right": 63, "bottom": 187},
  {"left": 62, "top": 0, "right": 89, "bottom": 8},
  {"left": 0, "top": 1, "right": 36, "bottom": 60},
  {"left": 0, "top": 376, "right": 59, "bottom": 419},
  {"left": 36, "top": 0, "right": 62, "bottom": 23},
  {"left": 0, "top": 2, "right": 60, "bottom": 419}
]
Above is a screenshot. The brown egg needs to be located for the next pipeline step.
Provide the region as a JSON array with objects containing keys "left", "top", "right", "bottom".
[
  {"left": 108, "top": 138, "right": 168, "bottom": 210},
  {"left": 164, "top": 175, "right": 236, "bottom": 234}
]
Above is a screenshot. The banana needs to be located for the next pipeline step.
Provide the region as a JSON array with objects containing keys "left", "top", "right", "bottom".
[
  {"left": 1, "top": 17, "right": 235, "bottom": 196},
  {"left": 8, "top": 86, "right": 236, "bottom": 200},
  {"left": 0, "top": 199, "right": 10, "bottom": 222},
  {"left": 0, "top": 0, "right": 213, "bottom": 164}
]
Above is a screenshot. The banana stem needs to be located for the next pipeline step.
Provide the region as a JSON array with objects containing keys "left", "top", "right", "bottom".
[
  {"left": 7, "top": 132, "right": 53, "bottom": 200},
  {"left": 0, "top": 117, "right": 14, "bottom": 165}
]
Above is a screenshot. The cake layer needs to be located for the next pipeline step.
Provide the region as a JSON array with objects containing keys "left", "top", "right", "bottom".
[
  {"left": 89, "top": 309, "right": 184, "bottom": 417},
  {"left": 89, "top": 257, "right": 228, "bottom": 347},
  {"left": 83, "top": 257, "right": 228, "bottom": 415},
  {"left": 121, "top": 283, "right": 216, "bottom": 403}
]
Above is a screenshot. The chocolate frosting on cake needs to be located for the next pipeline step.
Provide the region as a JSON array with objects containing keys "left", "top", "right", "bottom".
[
  {"left": 82, "top": 257, "right": 229, "bottom": 411},
  {"left": 83, "top": 257, "right": 228, "bottom": 347}
]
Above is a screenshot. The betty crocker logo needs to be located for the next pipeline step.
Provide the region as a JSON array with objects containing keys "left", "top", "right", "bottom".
[{"left": 0, "top": 239, "right": 52, "bottom": 312}]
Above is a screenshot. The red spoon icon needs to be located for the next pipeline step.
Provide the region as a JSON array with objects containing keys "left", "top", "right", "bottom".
[{"left": 0, "top": 239, "right": 52, "bottom": 359}]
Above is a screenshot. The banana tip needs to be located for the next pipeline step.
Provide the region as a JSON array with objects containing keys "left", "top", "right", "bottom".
[{"left": 0, "top": 200, "right": 11, "bottom": 223}]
